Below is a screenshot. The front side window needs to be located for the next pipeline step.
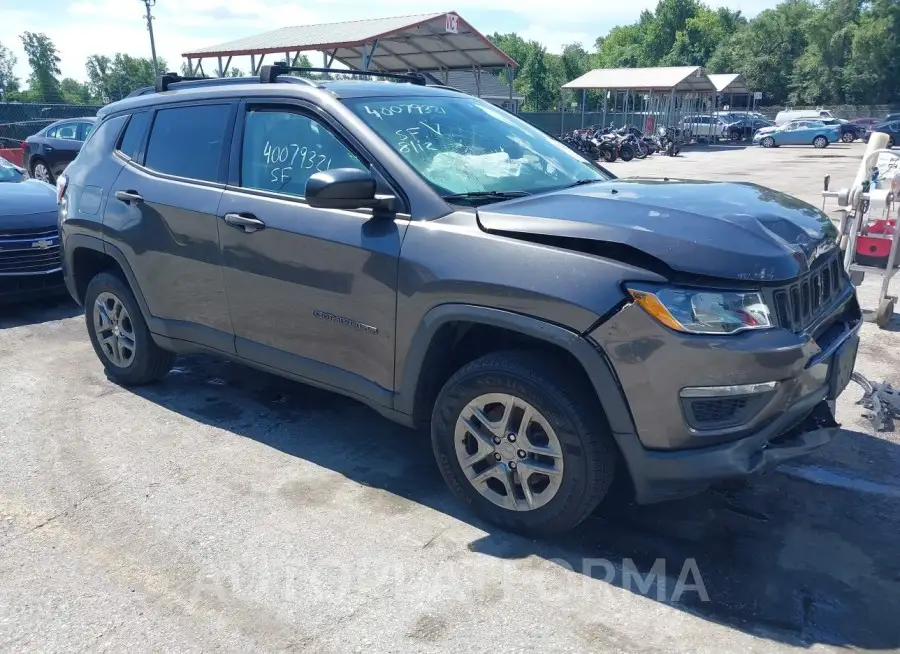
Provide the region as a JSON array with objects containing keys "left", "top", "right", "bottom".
[
  {"left": 240, "top": 108, "right": 366, "bottom": 198},
  {"left": 344, "top": 95, "right": 609, "bottom": 199},
  {"left": 144, "top": 104, "right": 231, "bottom": 182}
]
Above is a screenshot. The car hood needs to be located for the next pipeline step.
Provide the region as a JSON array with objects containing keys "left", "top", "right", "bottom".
[
  {"left": 0, "top": 178, "right": 58, "bottom": 228},
  {"left": 755, "top": 125, "right": 778, "bottom": 135},
  {"left": 476, "top": 179, "right": 838, "bottom": 283}
]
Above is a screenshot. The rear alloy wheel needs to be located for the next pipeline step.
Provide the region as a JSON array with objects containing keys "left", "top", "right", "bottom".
[
  {"left": 31, "top": 160, "right": 53, "bottom": 184},
  {"left": 761, "top": 136, "right": 775, "bottom": 148},
  {"left": 841, "top": 132, "right": 855, "bottom": 143},
  {"left": 431, "top": 351, "right": 618, "bottom": 536},
  {"left": 813, "top": 136, "right": 829, "bottom": 149},
  {"left": 84, "top": 272, "right": 175, "bottom": 386}
]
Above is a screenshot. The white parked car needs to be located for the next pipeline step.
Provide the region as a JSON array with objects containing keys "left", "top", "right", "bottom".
[
  {"left": 774, "top": 109, "right": 836, "bottom": 126},
  {"left": 681, "top": 114, "right": 733, "bottom": 139}
]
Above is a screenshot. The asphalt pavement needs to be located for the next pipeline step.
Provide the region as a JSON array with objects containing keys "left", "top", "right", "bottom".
[{"left": 1, "top": 142, "right": 899, "bottom": 653}]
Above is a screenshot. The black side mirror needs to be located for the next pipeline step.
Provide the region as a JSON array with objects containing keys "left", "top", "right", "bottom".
[{"left": 305, "top": 168, "right": 396, "bottom": 213}]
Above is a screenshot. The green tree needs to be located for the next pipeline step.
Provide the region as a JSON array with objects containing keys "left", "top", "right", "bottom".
[
  {"left": 0, "top": 41, "right": 19, "bottom": 99},
  {"left": 20, "top": 31, "right": 62, "bottom": 102},
  {"left": 60, "top": 78, "right": 95, "bottom": 104},
  {"left": 86, "top": 53, "right": 167, "bottom": 102}
]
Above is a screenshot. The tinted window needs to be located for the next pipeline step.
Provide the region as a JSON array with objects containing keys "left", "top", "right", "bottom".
[
  {"left": 117, "top": 111, "right": 151, "bottom": 160},
  {"left": 144, "top": 104, "right": 231, "bottom": 182},
  {"left": 81, "top": 122, "right": 95, "bottom": 140},
  {"left": 240, "top": 108, "right": 365, "bottom": 198}
]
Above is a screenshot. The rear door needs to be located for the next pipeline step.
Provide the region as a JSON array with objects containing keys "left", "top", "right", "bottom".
[
  {"left": 43, "top": 121, "right": 85, "bottom": 175},
  {"left": 217, "top": 99, "right": 406, "bottom": 404},
  {"left": 103, "top": 101, "right": 237, "bottom": 353}
]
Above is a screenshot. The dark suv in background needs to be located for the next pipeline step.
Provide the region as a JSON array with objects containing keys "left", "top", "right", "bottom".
[
  {"left": 23, "top": 117, "right": 97, "bottom": 184},
  {"left": 58, "top": 67, "right": 861, "bottom": 535}
]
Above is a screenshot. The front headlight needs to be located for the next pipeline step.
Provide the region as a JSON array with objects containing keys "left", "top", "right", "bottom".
[{"left": 626, "top": 285, "right": 774, "bottom": 334}]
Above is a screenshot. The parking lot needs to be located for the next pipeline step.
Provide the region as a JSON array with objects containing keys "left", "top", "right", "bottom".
[{"left": 2, "top": 142, "right": 899, "bottom": 653}]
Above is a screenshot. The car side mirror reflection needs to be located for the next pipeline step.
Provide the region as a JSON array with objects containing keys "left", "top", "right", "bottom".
[{"left": 305, "top": 168, "right": 397, "bottom": 214}]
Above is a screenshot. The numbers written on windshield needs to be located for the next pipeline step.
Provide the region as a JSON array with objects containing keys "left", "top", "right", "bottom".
[
  {"left": 262, "top": 141, "right": 331, "bottom": 184},
  {"left": 364, "top": 104, "right": 447, "bottom": 120}
]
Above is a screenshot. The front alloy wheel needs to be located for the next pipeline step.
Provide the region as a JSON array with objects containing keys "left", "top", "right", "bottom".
[
  {"left": 431, "top": 351, "right": 618, "bottom": 536},
  {"left": 454, "top": 393, "right": 564, "bottom": 511},
  {"left": 841, "top": 132, "right": 855, "bottom": 143},
  {"left": 761, "top": 136, "right": 775, "bottom": 148}
]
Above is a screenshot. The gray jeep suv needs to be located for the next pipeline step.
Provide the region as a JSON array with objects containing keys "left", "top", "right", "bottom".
[{"left": 58, "top": 66, "right": 861, "bottom": 535}]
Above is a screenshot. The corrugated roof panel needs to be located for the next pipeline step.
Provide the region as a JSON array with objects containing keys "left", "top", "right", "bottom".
[
  {"left": 184, "top": 13, "right": 444, "bottom": 56},
  {"left": 562, "top": 66, "right": 716, "bottom": 92},
  {"left": 420, "top": 70, "right": 523, "bottom": 99},
  {"left": 182, "top": 12, "right": 517, "bottom": 71},
  {"left": 708, "top": 73, "right": 751, "bottom": 94}
]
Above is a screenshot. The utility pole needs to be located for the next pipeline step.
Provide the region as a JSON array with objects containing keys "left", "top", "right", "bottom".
[{"left": 140, "top": 0, "right": 159, "bottom": 76}]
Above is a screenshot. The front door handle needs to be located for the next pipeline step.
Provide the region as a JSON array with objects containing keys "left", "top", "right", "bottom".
[
  {"left": 114, "top": 190, "right": 143, "bottom": 205},
  {"left": 223, "top": 213, "right": 266, "bottom": 233}
]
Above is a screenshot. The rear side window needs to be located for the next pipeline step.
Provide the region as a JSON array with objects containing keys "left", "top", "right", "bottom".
[
  {"left": 117, "top": 111, "right": 151, "bottom": 160},
  {"left": 144, "top": 104, "right": 231, "bottom": 182}
]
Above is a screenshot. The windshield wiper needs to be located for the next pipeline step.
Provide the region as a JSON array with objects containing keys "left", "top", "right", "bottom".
[
  {"left": 566, "top": 179, "right": 603, "bottom": 187},
  {"left": 441, "top": 190, "right": 531, "bottom": 205}
]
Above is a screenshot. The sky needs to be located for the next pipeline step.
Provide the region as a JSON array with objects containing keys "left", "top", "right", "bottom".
[{"left": 3, "top": 0, "right": 783, "bottom": 84}]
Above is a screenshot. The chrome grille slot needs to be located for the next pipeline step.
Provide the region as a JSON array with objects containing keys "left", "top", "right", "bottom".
[{"left": 0, "top": 229, "right": 61, "bottom": 275}]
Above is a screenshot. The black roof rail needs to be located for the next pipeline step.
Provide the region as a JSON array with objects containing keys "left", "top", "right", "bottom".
[
  {"left": 156, "top": 71, "right": 209, "bottom": 93},
  {"left": 259, "top": 63, "right": 427, "bottom": 86}
]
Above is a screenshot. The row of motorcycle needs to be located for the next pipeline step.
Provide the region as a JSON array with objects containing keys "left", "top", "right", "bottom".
[{"left": 559, "top": 124, "right": 683, "bottom": 162}]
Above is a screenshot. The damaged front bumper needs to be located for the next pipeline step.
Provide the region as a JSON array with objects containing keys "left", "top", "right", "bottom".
[
  {"left": 624, "top": 394, "right": 841, "bottom": 503},
  {"left": 588, "top": 283, "right": 861, "bottom": 504}
]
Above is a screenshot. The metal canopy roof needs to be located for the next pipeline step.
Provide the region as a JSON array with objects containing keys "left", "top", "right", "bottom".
[
  {"left": 707, "top": 73, "right": 751, "bottom": 94},
  {"left": 421, "top": 70, "right": 524, "bottom": 100},
  {"left": 562, "top": 66, "right": 716, "bottom": 92},
  {"left": 181, "top": 12, "right": 517, "bottom": 72}
]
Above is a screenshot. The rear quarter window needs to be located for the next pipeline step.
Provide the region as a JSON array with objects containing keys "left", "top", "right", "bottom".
[
  {"left": 116, "top": 111, "right": 151, "bottom": 161},
  {"left": 143, "top": 104, "right": 232, "bottom": 182}
]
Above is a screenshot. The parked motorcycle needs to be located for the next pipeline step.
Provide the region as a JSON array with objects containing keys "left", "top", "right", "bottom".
[{"left": 657, "top": 126, "right": 681, "bottom": 156}]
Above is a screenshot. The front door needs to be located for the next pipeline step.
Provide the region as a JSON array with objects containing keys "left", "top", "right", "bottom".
[{"left": 218, "top": 102, "right": 406, "bottom": 405}]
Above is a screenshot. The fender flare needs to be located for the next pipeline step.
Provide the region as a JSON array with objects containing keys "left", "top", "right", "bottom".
[
  {"left": 65, "top": 234, "right": 162, "bottom": 334},
  {"left": 395, "top": 304, "right": 638, "bottom": 440}
]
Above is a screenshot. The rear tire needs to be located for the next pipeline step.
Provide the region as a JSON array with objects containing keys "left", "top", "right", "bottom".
[
  {"left": 619, "top": 144, "right": 635, "bottom": 162},
  {"left": 84, "top": 271, "right": 175, "bottom": 386},
  {"left": 813, "top": 136, "right": 829, "bottom": 149},
  {"left": 431, "top": 351, "right": 618, "bottom": 536},
  {"left": 30, "top": 158, "right": 54, "bottom": 184}
]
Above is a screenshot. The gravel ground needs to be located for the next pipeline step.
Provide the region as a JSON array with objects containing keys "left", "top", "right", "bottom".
[{"left": 1, "top": 141, "right": 899, "bottom": 653}]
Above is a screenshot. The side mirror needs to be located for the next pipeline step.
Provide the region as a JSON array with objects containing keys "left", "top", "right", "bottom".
[{"left": 305, "top": 168, "right": 396, "bottom": 213}]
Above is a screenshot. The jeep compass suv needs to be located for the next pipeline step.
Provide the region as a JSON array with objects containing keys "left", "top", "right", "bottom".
[{"left": 58, "top": 66, "right": 861, "bottom": 536}]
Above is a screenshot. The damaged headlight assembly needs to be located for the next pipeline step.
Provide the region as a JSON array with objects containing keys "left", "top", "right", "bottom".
[{"left": 626, "top": 284, "right": 774, "bottom": 335}]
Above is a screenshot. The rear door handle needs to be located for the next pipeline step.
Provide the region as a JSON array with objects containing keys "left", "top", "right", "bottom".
[
  {"left": 114, "top": 190, "right": 143, "bottom": 205},
  {"left": 223, "top": 213, "right": 266, "bottom": 233}
]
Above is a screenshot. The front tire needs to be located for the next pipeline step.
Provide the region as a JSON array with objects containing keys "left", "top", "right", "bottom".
[
  {"left": 431, "top": 351, "right": 618, "bottom": 536},
  {"left": 841, "top": 132, "right": 855, "bottom": 143},
  {"left": 761, "top": 136, "right": 775, "bottom": 148},
  {"left": 619, "top": 144, "right": 635, "bottom": 162},
  {"left": 813, "top": 136, "right": 829, "bottom": 149},
  {"left": 84, "top": 271, "right": 175, "bottom": 386}
]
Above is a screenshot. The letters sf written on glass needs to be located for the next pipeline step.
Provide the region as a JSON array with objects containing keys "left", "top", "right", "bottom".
[{"left": 262, "top": 141, "right": 332, "bottom": 185}]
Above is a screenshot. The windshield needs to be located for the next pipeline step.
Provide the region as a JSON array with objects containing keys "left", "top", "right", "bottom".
[
  {"left": 344, "top": 95, "right": 611, "bottom": 201},
  {"left": 0, "top": 157, "right": 24, "bottom": 183}
]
